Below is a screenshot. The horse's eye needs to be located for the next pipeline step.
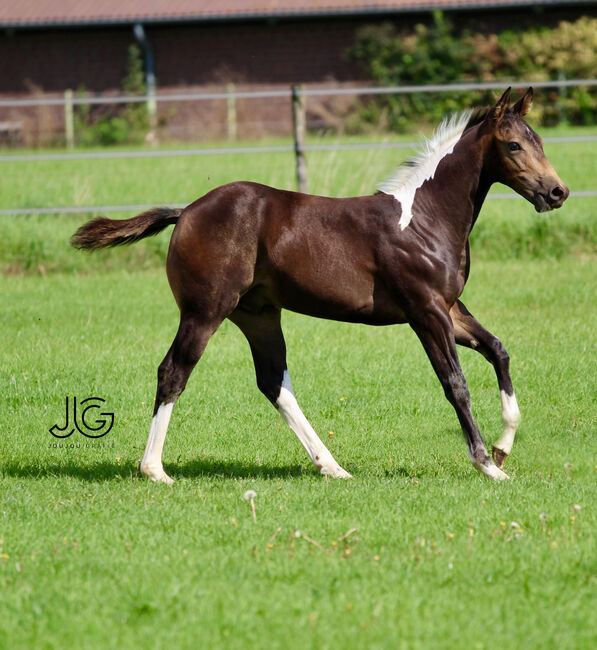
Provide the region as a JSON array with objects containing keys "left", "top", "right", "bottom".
[{"left": 508, "top": 142, "right": 521, "bottom": 152}]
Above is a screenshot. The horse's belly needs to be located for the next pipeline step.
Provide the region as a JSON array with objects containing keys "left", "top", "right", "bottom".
[{"left": 257, "top": 272, "right": 407, "bottom": 325}]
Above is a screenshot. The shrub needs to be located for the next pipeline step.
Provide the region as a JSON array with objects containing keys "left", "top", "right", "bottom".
[
  {"left": 348, "top": 14, "right": 597, "bottom": 130},
  {"left": 73, "top": 45, "right": 150, "bottom": 146}
]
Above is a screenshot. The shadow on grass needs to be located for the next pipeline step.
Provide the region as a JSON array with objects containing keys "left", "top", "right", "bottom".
[{"left": 0, "top": 457, "right": 305, "bottom": 482}]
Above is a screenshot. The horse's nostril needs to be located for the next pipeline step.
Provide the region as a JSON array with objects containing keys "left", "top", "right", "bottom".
[{"left": 551, "top": 186, "right": 565, "bottom": 199}]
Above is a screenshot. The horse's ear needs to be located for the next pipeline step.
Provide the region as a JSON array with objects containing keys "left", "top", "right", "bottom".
[
  {"left": 513, "top": 87, "right": 533, "bottom": 117},
  {"left": 488, "top": 87, "right": 511, "bottom": 124}
]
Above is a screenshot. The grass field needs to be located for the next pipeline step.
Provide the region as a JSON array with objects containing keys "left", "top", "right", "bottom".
[
  {"left": 1, "top": 125, "right": 596, "bottom": 648},
  {"left": 1, "top": 259, "right": 595, "bottom": 648},
  {"left": 1, "top": 125, "right": 596, "bottom": 273}
]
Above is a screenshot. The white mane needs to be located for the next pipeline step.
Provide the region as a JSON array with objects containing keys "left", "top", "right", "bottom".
[{"left": 377, "top": 110, "right": 473, "bottom": 230}]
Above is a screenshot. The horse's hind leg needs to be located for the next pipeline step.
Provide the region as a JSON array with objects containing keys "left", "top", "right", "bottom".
[
  {"left": 450, "top": 300, "right": 520, "bottom": 469},
  {"left": 230, "top": 307, "right": 351, "bottom": 478},
  {"left": 141, "top": 313, "right": 221, "bottom": 484}
]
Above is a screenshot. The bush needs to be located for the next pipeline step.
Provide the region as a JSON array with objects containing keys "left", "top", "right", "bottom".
[
  {"left": 348, "top": 14, "right": 597, "bottom": 130},
  {"left": 74, "top": 45, "right": 150, "bottom": 146}
]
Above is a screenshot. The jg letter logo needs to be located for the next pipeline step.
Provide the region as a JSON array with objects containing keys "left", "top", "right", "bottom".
[{"left": 49, "top": 397, "right": 114, "bottom": 439}]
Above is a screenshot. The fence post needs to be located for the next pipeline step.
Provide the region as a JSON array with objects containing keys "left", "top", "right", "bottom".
[
  {"left": 227, "top": 83, "right": 237, "bottom": 140},
  {"left": 291, "top": 85, "right": 308, "bottom": 193},
  {"left": 64, "top": 89, "right": 74, "bottom": 149},
  {"left": 147, "top": 84, "right": 158, "bottom": 145}
]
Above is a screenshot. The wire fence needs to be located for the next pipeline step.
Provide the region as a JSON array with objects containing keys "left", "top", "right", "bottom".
[{"left": 1, "top": 79, "right": 596, "bottom": 215}]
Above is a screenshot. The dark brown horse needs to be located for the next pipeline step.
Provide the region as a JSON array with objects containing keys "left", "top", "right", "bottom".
[{"left": 72, "top": 88, "right": 568, "bottom": 483}]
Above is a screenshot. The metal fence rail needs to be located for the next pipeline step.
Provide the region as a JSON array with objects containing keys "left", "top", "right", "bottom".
[
  {"left": 1, "top": 134, "right": 596, "bottom": 164},
  {"left": 1, "top": 78, "right": 596, "bottom": 108},
  {"left": 1, "top": 79, "right": 595, "bottom": 214}
]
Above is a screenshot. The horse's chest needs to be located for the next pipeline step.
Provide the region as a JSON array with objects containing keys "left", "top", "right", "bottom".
[{"left": 383, "top": 244, "right": 463, "bottom": 306}]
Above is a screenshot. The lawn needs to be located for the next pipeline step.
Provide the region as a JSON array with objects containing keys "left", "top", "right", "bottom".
[
  {"left": 0, "top": 257, "right": 595, "bottom": 649},
  {"left": 0, "top": 124, "right": 596, "bottom": 648},
  {"left": 0, "top": 125, "right": 596, "bottom": 273}
]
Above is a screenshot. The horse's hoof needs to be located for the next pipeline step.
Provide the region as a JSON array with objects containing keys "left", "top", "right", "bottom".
[
  {"left": 474, "top": 461, "right": 510, "bottom": 481},
  {"left": 492, "top": 446, "right": 508, "bottom": 469},
  {"left": 320, "top": 464, "right": 353, "bottom": 479},
  {"left": 141, "top": 464, "right": 175, "bottom": 485}
]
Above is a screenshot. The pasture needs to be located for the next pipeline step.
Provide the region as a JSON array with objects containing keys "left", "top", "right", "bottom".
[{"left": 1, "top": 128, "right": 596, "bottom": 648}]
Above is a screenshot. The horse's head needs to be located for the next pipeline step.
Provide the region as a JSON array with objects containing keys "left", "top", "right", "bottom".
[{"left": 483, "top": 88, "right": 569, "bottom": 212}]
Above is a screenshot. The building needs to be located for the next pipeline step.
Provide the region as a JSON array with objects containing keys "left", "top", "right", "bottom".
[{"left": 0, "top": 1, "right": 594, "bottom": 143}]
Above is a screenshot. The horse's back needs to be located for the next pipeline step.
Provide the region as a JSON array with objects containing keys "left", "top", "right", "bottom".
[{"left": 166, "top": 181, "right": 407, "bottom": 323}]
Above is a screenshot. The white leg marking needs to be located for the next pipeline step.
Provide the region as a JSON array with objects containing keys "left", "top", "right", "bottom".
[
  {"left": 141, "top": 402, "right": 175, "bottom": 484},
  {"left": 276, "top": 371, "right": 351, "bottom": 478},
  {"left": 494, "top": 390, "right": 521, "bottom": 456},
  {"left": 472, "top": 459, "right": 510, "bottom": 481}
]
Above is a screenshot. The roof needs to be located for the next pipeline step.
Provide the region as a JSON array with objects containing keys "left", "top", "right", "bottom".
[{"left": 0, "top": 0, "right": 590, "bottom": 28}]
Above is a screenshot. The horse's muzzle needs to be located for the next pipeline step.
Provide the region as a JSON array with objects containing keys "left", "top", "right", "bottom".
[{"left": 533, "top": 184, "right": 570, "bottom": 212}]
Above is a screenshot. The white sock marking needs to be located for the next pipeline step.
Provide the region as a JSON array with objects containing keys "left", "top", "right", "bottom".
[
  {"left": 473, "top": 459, "right": 510, "bottom": 481},
  {"left": 377, "top": 110, "right": 473, "bottom": 230},
  {"left": 276, "top": 371, "right": 351, "bottom": 478},
  {"left": 494, "top": 390, "right": 521, "bottom": 456},
  {"left": 141, "top": 402, "right": 174, "bottom": 484}
]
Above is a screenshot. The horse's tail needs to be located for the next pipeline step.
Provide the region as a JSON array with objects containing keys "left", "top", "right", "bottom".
[{"left": 70, "top": 207, "right": 182, "bottom": 250}]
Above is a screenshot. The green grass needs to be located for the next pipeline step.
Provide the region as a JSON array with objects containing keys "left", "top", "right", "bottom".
[
  {"left": 1, "top": 258, "right": 596, "bottom": 648},
  {"left": 1, "top": 126, "right": 596, "bottom": 273},
  {"left": 1, "top": 124, "right": 596, "bottom": 647}
]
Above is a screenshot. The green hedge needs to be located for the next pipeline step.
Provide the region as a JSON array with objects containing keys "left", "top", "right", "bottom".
[{"left": 348, "top": 12, "right": 597, "bottom": 130}]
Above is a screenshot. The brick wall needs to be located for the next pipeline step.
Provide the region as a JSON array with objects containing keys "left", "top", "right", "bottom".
[{"left": 0, "top": 7, "right": 594, "bottom": 144}]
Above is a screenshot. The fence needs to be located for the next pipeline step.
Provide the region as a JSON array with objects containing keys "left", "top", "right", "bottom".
[{"left": 1, "top": 78, "right": 596, "bottom": 215}]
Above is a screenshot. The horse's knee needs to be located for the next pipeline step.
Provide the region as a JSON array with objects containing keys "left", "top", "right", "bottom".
[
  {"left": 256, "top": 373, "right": 282, "bottom": 405},
  {"left": 156, "top": 356, "right": 189, "bottom": 404},
  {"left": 492, "top": 338, "right": 509, "bottom": 365},
  {"left": 444, "top": 371, "right": 471, "bottom": 407}
]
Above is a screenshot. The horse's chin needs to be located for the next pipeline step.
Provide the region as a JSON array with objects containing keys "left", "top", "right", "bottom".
[{"left": 532, "top": 193, "right": 555, "bottom": 213}]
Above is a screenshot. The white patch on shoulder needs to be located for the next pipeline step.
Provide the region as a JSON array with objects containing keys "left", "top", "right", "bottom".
[{"left": 377, "top": 110, "right": 473, "bottom": 230}]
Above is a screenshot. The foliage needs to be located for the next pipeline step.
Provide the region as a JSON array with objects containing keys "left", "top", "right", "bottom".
[
  {"left": 349, "top": 14, "right": 597, "bottom": 130},
  {"left": 74, "top": 45, "right": 150, "bottom": 146},
  {"left": 498, "top": 17, "right": 597, "bottom": 125},
  {"left": 349, "top": 12, "right": 490, "bottom": 129}
]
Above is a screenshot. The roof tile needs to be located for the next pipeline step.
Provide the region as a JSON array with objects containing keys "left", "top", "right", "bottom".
[{"left": 0, "top": 0, "right": 574, "bottom": 28}]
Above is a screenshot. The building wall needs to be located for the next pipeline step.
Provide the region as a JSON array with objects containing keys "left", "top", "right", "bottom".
[
  {"left": 2, "top": 7, "right": 595, "bottom": 95},
  {"left": 0, "top": 6, "right": 594, "bottom": 144}
]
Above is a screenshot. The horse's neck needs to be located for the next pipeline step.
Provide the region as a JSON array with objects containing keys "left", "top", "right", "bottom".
[{"left": 422, "top": 127, "right": 491, "bottom": 246}]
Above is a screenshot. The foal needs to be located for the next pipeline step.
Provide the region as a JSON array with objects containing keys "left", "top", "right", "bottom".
[{"left": 72, "top": 88, "right": 568, "bottom": 483}]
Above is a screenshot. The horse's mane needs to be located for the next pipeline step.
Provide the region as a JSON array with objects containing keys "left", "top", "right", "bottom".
[
  {"left": 464, "top": 107, "right": 492, "bottom": 132},
  {"left": 377, "top": 109, "right": 474, "bottom": 227}
]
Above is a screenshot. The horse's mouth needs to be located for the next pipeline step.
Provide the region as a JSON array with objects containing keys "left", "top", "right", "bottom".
[
  {"left": 533, "top": 193, "right": 554, "bottom": 213},
  {"left": 533, "top": 192, "right": 568, "bottom": 213}
]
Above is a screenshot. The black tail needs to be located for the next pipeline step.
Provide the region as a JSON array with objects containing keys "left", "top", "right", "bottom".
[{"left": 70, "top": 207, "right": 182, "bottom": 251}]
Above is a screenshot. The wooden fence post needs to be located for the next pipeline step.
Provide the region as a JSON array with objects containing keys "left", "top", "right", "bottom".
[
  {"left": 291, "top": 85, "right": 308, "bottom": 193},
  {"left": 64, "top": 89, "right": 74, "bottom": 149},
  {"left": 227, "top": 83, "right": 237, "bottom": 140}
]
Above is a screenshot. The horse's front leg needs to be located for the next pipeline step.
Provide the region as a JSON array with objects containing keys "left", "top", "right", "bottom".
[
  {"left": 410, "top": 304, "right": 508, "bottom": 480},
  {"left": 450, "top": 300, "right": 520, "bottom": 469}
]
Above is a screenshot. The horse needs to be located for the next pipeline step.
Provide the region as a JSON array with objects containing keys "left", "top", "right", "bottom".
[{"left": 71, "top": 88, "right": 568, "bottom": 484}]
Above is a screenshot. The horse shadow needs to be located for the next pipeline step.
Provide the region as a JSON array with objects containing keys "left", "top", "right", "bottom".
[{"left": 0, "top": 457, "right": 305, "bottom": 482}]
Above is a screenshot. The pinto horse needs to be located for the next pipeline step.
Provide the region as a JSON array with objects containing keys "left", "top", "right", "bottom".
[{"left": 72, "top": 88, "right": 568, "bottom": 483}]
